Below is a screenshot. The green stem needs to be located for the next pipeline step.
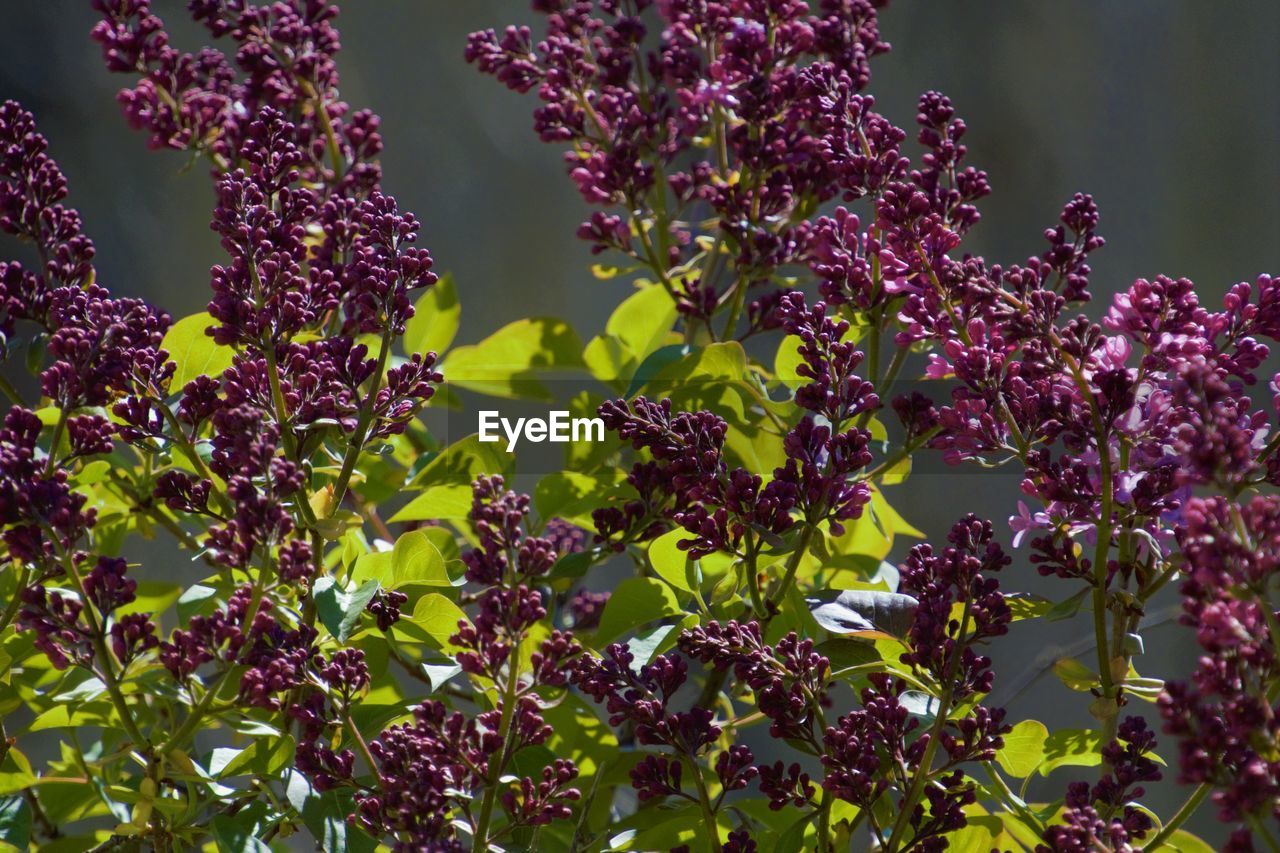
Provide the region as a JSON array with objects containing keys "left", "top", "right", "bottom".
[
  {"left": 0, "top": 372, "right": 21, "bottom": 404},
  {"left": 0, "top": 565, "right": 31, "bottom": 635},
  {"left": 329, "top": 323, "right": 394, "bottom": 515},
  {"left": 862, "top": 426, "right": 942, "bottom": 482},
  {"left": 264, "top": 343, "right": 297, "bottom": 459},
  {"left": 159, "top": 406, "right": 231, "bottom": 516},
  {"left": 982, "top": 762, "right": 1045, "bottom": 836},
  {"left": 765, "top": 523, "right": 817, "bottom": 618},
  {"left": 160, "top": 547, "right": 274, "bottom": 754},
  {"left": 719, "top": 274, "right": 748, "bottom": 341},
  {"left": 815, "top": 789, "right": 834, "bottom": 853},
  {"left": 1248, "top": 814, "right": 1280, "bottom": 853},
  {"left": 1141, "top": 782, "right": 1210, "bottom": 851},
  {"left": 688, "top": 759, "right": 722, "bottom": 852},
  {"left": 160, "top": 667, "right": 234, "bottom": 755},
  {"left": 886, "top": 598, "right": 973, "bottom": 853},
  {"left": 44, "top": 408, "right": 68, "bottom": 477},
  {"left": 744, "top": 534, "right": 765, "bottom": 618},
  {"left": 344, "top": 711, "right": 379, "bottom": 777},
  {"left": 472, "top": 633, "right": 524, "bottom": 852},
  {"left": 56, "top": 544, "right": 149, "bottom": 748}
]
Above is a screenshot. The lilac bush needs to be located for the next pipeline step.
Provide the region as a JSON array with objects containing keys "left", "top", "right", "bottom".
[{"left": 0, "top": 1, "right": 1275, "bottom": 851}]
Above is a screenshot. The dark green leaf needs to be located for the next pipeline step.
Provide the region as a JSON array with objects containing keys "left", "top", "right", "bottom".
[
  {"left": 806, "top": 588, "right": 919, "bottom": 638},
  {"left": 313, "top": 577, "right": 381, "bottom": 643},
  {"left": 0, "top": 796, "right": 31, "bottom": 847},
  {"left": 594, "top": 578, "right": 681, "bottom": 644}
]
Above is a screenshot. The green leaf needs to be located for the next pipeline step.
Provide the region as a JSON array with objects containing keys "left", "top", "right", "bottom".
[
  {"left": 1052, "top": 658, "right": 1100, "bottom": 693},
  {"left": 624, "top": 343, "right": 688, "bottom": 398},
  {"left": 628, "top": 617, "right": 696, "bottom": 670},
  {"left": 774, "top": 335, "right": 806, "bottom": 392},
  {"left": 0, "top": 797, "right": 31, "bottom": 848},
  {"left": 313, "top": 577, "right": 381, "bottom": 642},
  {"left": 647, "top": 528, "right": 699, "bottom": 593},
  {"left": 210, "top": 813, "right": 272, "bottom": 853},
  {"left": 1044, "top": 587, "right": 1091, "bottom": 621},
  {"left": 116, "top": 580, "right": 181, "bottom": 618},
  {"left": 995, "top": 720, "right": 1050, "bottom": 778},
  {"left": 389, "top": 483, "right": 474, "bottom": 522},
  {"left": 353, "top": 530, "right": 451, "bottom": 588},
  {"left": 583, "top": 283, "right": 678, "bottom": 383},
  {"left": 390, "top": 530, "right": 449, "bottom": 586},
  {"left": 1004, "top": 592, "right": 1054, "bottom": 622},
  {"left": 594, "top": 578, "right": 681, "bottom": 644},
  {"left": 534, "top": 469, "right": 624, "bottom": 524},
  {"left": 421, "top": 661, "right": 463, "bottom": 693},
  {"left": 0, "top": 750, "right": 35, "bottom": 797},
  {"left": 945, "top": 814, "right": 1003, "bottom": 853},
  {"left": 215, "top": 736, "right": 295, "bottom": 779},
  {"left": 161, "top": 312, "right": 235, "bottom": 388},
  {"left": 1038, "top": 729, "right": 1105, "bottom": 775},
  {"left": 288, "top": 772, "right": 377, "bottom": 853},
  {"left": 651, "top": 340, "right": 748, "bottom": 385},
  {"left": 176, "top": 583, "right": 219, "bottom": 622},
  {"left": 400, "top": 593, "right": 469, "bottom": 647},
  {"left": 867, "top": 486, "right": 924, "bottom": 539},
  {"left": 441, "top": 317, "right": 584, "bottom": 400},
  {"left": 409, "top": 433, "right": 512, "bottom": 488},
  {"left": 403, "top": 272, "right": 460, "bottom": 357},
  {"left": 807, "top": 588, "right": 919, "bottom": 639},
  {"left": 1164, "top": 829, "right": 1217, "bottom": 853}
]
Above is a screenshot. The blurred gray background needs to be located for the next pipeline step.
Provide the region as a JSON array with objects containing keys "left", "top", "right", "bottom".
[{"left": 2, "top": 1, "right": 1278, "bottom": 845}]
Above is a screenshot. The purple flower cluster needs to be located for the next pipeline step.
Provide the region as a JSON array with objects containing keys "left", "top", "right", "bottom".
[
  {"left": 1038, "top": 717, "right": 1162, "bottom": 853},
  {"left": 468, "top": 0, "right": 898, "bottom": 336},
  {"left": 898, "top": 515, "right": 1011, "bottom": 699},
  {"left": 85, "top": 0, "right": 445, "bottom": 605},
  {"left": 680, "top": 621, "right": 831, "bottom": 748},
  {"left": 595, "top": 293, "right": 879, "bottom": 561},
  {"left": 92, "top": 0, "right": 381, "bottom": 194},
  {"left": 335, "top": 477, "right": 583, "bottom": 849},
  {"left": 0, "top": 100, "right": 96, "bottom": 344},
  {"left": 572, "top": 642, "right": 723, "bottom": 784},
  {"left": 0, "top": 107, "right": 164, "bottom": 691},
  {"left": 1158, "top": 496, "right": 1280, "bottom": 843}
]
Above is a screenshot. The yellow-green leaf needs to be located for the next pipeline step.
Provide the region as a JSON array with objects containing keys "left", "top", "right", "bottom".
[
  {"left": 161, "top": 312, "right": 235, "bottom": 388},
  {"left": 403, "top": 272, "right": 460, "bottom": 357},
  {"left": 995, "top": 720, "right": 1050, "bottom": 778},
  {"left": 647, "top": 528, "right": 698, "bottom": 593}
]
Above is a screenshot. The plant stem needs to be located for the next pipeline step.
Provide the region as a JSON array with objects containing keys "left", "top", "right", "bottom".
[
  {"left": 1248, "top": 814, "right": 1280, "bottom": 853},
  {"left": 0, "top": 372, "right": 21, "bottom": 404},
  {"left": 0, "top": 565, "right": 30, "bottom": 635},
  {"left": 55, "top": 543, "right": 150, "bottom": 748},
  {"left": 159, "top": 406, "right": 232, "bottom": 515},
  {"left": 815, "top": 789, "right": 834, "bottom": 853},
  {"left": 44, "top": 407, "right": 68, "bottom": 476},
  {"left": 886, "top": 599, "right": 973, "bottom": 853},
  {"left": 161, "top": 547, "right": 274, "bottom": 754},
  {"left": 688, "top": 758, "right": 722, "bottom": 851},
  {"left": 472, "top": 633, "right": 524, "bottom": 851},
  {"left": 765, "top": 522, "right": 817, "bottom": 619},
  {"left": 329, "top": 322, "right": 394, "bottom": 515},
  {"left": 1141, "top": 782, "right": 1210, "bottom": 851},
  {"left": 719, "top": 274, "right": 747, "bottom": 341},
  {"left": 982, "top": 762, "right": 1045, "bottom": 836},
  {"left": 160, "top": 667, "right": 235, "bottom": 754},
  {"left": 344, "top": 712, "right": 379, "bottom": 778}
]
